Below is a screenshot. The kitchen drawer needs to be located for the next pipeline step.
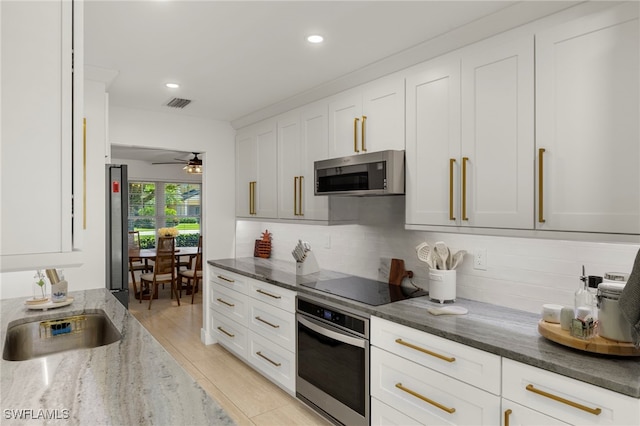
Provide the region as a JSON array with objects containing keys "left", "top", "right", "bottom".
[
  {"left": 209, "top": 267, "right": 248, "bottom": 294},
  {"left": 248, "top": 279, "right": 296, "bottom": 313},
  {"left": 210, "top": 309, "right": 248, "bottom": 360},
  {"left": 248, "top": 298, "right": 295, "bottom": 353},
  {"left": 247, "top": 330, "right": 295, "bottom": 394},
  {"left": 371, "top": 398, "right": 422, "bottom": 426},
  {"left": 371, "top": 347, "right": 501, "bottom": 425},
  {"left": 502, "top": 398, "right": 569, "bottom": 426},
  {"left": 502, "top": 358, "right": 640, "bottom": 425},
  {"left": 371, "top": 316, "right": 501, "bottom": 394},
  {"left": 210, "top": 283, "right": 249, "bottom": 327}
]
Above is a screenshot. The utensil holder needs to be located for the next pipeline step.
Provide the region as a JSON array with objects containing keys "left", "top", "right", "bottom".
[
  {"left": 428, "top": 269, "right": 456, "bottom": 304},
  {"left": 296, "top": 251, "right": 320, "bottom": 276}
]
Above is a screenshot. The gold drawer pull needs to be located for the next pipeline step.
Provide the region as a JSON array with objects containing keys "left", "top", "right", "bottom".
[
  {"left": 504, "top": 409, "right": 512, "bottom": 426},
  {"left": 256, "top": 316, "right": 280, "bottom": 329},
  {"left": 461, "top": 157, "right": 469, "bottom": 221},
  {"left": 361, "top": 115, "right": 367, "bottom": 152},
  {"left": 395, "top": 339, "right": 456, "bottom": 363},
  {"left": 526, "top": 384, "right": 601, "bottom": 416},
  {"left": 256, "top": 289, "right": 281, "bottom": 299},
  {"left": 449, "top": 158, "right": 456, "bottom": 221},
  {"left": 256, "top": 351, "right": 281, "bottom": 367},
  {"left": 395, "top": 383, "right": 455, "bottom": 414},
  {"left": 217, "top": 275, "right": 235, "bottom": 283},
  {"left": 353, "top": 117, "right": 360, "bottom": 153},
  {"left": 217, "top": 326, "right": 235, "bottom": 338},
  {"left": 216, "top": 298, "right": 235, "bottom": 307}
]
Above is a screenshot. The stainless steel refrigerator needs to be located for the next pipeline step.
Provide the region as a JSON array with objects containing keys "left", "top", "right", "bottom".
[{"left": 106, "top": 164, "right": 129, "bottom": 308}]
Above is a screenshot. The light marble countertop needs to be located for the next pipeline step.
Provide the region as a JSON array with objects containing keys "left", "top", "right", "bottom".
[
  {"left": 0, "top": 289, "right": 234, "bottom": 426},
  {"left": 209, "top": 257, "right": 640, "bottom": 398}
]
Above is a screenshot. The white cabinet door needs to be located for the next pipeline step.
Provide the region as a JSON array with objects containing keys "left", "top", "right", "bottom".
[
  {"left": 299, "top": 102, "right": 329, "bottom": 220},
  {"left": 405, "top": 54, "right": 461, "bottom": 227},
  {"left": 503, "top": 358, "right": 640, "bottom": 425},
  {"left": 277, "top": 111, "right": 302, "bottom": 219},
  {"left": 535, "top": 3, "right": 639, "bottom": 234},
  {"left": 460, "top": 34, "right": 534, "bottom": 229},
  {"left": 502, "top": 399, "right": 569, "bottom": 426},
  {"left": 236, "top": 128, "right": 258, "bottom": 218},
  {"left": 328, "top": 89, "right": 362, "bottom": 157},
  {"left": 235, "top": 120, "right": 278, "bottom": 219},
  {"left": 361, "top": 75, "right": 405, "bottom": 153},
  {"left": 1, "top": 0, "right": 79, "bottom": 264},
  {"left": 328, "top": 75, "right": 405, "bottom": 157},
  {"left": 371, "top": 398, "right": 422, "bottom": 426}
]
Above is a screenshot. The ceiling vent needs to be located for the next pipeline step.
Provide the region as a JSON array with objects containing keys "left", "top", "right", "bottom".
[{"left": 165, "top": 97, "right": 192, "bottom": 109}]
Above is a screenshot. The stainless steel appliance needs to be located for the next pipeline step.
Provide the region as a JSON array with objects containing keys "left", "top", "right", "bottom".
[
  {"left": 296, "top": 296, "right": 369, "bottom": 426},
  {"left": 314, "top": 150, "right": 405, "bottom": 196},
  {"left": 106, "top": 164, "right": 129, "bottom": 308}
]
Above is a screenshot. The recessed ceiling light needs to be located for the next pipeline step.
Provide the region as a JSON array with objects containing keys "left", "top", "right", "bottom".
[
  {"left": 307, "top": 35, "right": 324, "bottom": 44},
  {"left": 165, "top": 83, "right": 180, "bottom": 89}
]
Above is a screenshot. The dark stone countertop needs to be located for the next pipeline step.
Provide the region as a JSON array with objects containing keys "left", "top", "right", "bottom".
[{"left": 208, "top": 257, "right": 640, "bottom": 398}]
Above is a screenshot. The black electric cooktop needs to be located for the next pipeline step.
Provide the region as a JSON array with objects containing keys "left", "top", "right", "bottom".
[{"left": 300, "top": 276, "right": 427, "bottom": 306}]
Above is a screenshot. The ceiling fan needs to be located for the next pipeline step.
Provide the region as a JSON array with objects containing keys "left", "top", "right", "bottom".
[{"left": 152, "top": 152, "right": 203, "bottom": 174}]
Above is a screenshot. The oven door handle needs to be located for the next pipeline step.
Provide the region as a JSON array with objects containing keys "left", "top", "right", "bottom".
[{"left": 297, "top": 314, "right": 366, "bottom": 348}]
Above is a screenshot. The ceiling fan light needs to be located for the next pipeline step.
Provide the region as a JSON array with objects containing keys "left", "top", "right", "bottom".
[{"left": 184, "top": 163, "right": 202, "bottom": 174}]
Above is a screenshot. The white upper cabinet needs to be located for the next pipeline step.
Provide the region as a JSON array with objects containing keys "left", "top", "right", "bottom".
[
  {"left": 460, "top": 34, "right": 534, "bottom": 229},
  {"left": 406, "top": 33, "right": 534, "bottom": 230},
  {"left": 535, "top": 3, "right": 639, "bottom": 234},
  {"left": 299, "top": 102, "right": 330, "bottom": 220},
  {"left": 277, "top": 111, "right": 302, "bottom": 220},
  {"left": 328, "top": 75, "right": 405, "bottom": 157},
  {"left": 405, "top": 54, "right": 462, "bottom": 227},
  {"left": 236, "top": 120, "right": 278, "bottom": 219},
  {"left": 1, "top": 0, "right": 83, "bottom": 270}
]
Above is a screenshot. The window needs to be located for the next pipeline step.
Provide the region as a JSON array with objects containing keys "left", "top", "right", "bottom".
[{"left": 128, "top": 181, "right": 201, "bottom": 248}]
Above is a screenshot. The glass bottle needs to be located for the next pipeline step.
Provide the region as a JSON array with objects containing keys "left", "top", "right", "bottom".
[{"left": 574, "top": 265, "right": 591, "bottom": 319}]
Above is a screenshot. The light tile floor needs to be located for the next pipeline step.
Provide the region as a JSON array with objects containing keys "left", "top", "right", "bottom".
[{"left": 128, "top": 279, "right": 329, "bottom": 426}]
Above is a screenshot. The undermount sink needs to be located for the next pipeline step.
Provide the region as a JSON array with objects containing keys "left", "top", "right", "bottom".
[{"left": 2, "top": 309, "right": 122, "bottom": 361}]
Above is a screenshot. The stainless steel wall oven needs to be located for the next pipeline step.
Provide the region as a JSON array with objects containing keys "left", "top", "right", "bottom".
[{"left": 296, "top": 296, "right": 369, "bottom": 426}]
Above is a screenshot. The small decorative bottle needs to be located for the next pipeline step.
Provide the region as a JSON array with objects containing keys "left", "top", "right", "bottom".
[{"left": 32, "top": 270, "right": 47, "bottom": 302}]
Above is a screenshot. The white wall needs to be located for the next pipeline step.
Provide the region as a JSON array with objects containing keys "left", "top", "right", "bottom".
[
  {"left": 236, "top": 197, "right": 640, "bottom": 314},
  {"left": 109, "top": 106, "right": 237, "bottom": 263}
]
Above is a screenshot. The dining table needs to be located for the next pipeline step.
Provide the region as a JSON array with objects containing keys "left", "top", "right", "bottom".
[{"left": 128, "top": 246, "right": 200, "bottom": 300}]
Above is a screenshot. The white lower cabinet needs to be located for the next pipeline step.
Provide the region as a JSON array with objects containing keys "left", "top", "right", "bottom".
[
  {"left": 502, "top": 398, "right": 569, "bottom": 426},
  {"left": 502, "top": 359, "right": 640, "bottom": 425},
  {"left": 210, "top": 309, "right": 248, "bottom": 359},
  {"left": 371, "top": 347, "right": 501, "bottom": 425},
  {"left": 247, "top": 330, "right": 296, "bottom": 392},
  {"left": 208, "top": 266, "right": 296, "bottom": 394},
  {"left": 371, "top": 398, "right": 422, "bottom": 426}
]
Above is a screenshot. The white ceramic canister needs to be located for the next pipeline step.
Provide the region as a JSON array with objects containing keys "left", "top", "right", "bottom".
[
  {"left": 428, "top": 269, "right": 456, "bottom": 304},
  {"left": 596, "top": 282, "right": 633, "bottom": 342}
]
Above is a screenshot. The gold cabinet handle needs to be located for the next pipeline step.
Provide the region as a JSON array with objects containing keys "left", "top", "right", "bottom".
[
  {"left": 449, "top": 158, "right": 456, "bottom": 221},
  {"left": 526, "top": 384, "right": 601, "bottom": 416},
  {"left": 353, "top": 117, "right": 360, "bottom": 153},
  {"left": 294, "top": 176, "right": 299, "bottom": 215},
  {"left": 249, "top": 181, "right": 257, "bottom": 215},
  {"left": 217, "top": 326, "right": 235, "bottom": 338},
  {"left": 504, "top": 409, "right": 512, "bottom": 426},
  {"left": 256, "top": 289, "right": 282, "bottom": 299},
  {"left": 256, "top": 351, "right": 281, "bottom": 367},
  {"left": 216, "top": 298, "right": 235, "bottom": 307},
  {"left": 255, "top": 316, "right": 280, "bottom": 329},
  {"left": 395, "top": 383, "right": 455, "bottom": 414},
  {"left": 83, "top": 118, "right": 87, "bottom": 230},
  {"left": 538, "top": 148, "right": 546, "bottom": 223},
  {"left": 395, "top": 339, "right": 456, "bottom": 363},
  {"left": 217, "top": 275, "right": 235, "bottom": 283},
  {"left": 462, "top": 157, "right": 469, "bottom": 221},
  {"left": 361, "top": 115, "right": 367, "bottom": 152},
  {"left": 298, "top": 176, "right": 304, "bottom": 216}
]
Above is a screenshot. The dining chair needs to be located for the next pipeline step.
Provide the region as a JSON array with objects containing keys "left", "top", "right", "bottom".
[
  {"left": 140, "top": 236, "right": 180, "bottom": 309},
  {"left": 178, "top": 235, "right": 203, "bottom": 304},
  {"left": 128, "top": 231, "right": 153, "bottom": 299}
]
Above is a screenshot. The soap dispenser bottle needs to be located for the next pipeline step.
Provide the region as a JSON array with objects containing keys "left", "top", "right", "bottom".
[{"left": 574, "top": 265, "right": 591, "bottom": 319}]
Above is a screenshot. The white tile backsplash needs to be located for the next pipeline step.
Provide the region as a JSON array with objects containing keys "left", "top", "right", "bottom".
[{"left": 236, "top": 199, "right": 639, "bottom": 314}]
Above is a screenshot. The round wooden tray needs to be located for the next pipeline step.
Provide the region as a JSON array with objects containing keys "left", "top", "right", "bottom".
[{"left": 538, "top": 320, "right": 640, "bottom": 356}]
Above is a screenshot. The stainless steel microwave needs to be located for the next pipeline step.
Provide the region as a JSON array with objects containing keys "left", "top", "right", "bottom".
[{"left": 314, "top": 150, "right": 405, "bottom": 196}]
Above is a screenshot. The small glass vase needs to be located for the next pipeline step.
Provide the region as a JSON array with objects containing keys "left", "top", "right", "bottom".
[{"left": 32, "top": 270, "right": 48, "bottom": 302}]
